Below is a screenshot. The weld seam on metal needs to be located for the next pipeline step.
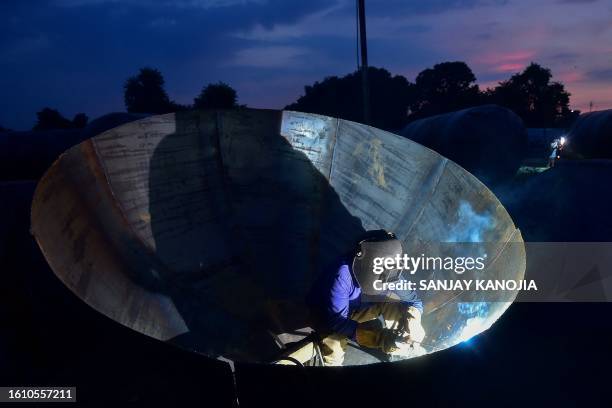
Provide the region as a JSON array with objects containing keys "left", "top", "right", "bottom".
[
  {"left": 402, "top": 158, "right": 448, "bottom": 238},
  {"left": 424, "top": 291, "right": 463, "bottom": 317},
  {"left": 485, "top": 227, "right": 519, "bottom": 273},
  {"left": 425, "top": 228, "right": 522, "bottom": 316},
  {"left": 328, "top": 118, "right": 340, "bottom": 183},
  {"left": 90, "top": 138, "right": 130, "bottom": 223},
  {"left": 90, "top": 137, "right": 152, "bottom": 249},
  {"left": 212, "top": 111, "right": 234, "bottom": 216}
]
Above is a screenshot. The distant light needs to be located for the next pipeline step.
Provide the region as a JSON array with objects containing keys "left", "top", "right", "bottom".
[{"left": 560, "top": 136, "right": 566, "bottom": 145}]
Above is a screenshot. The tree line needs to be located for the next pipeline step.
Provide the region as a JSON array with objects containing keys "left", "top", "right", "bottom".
[
  {"left": 15, "top": 61, "right": 578, "bottom": 132},
  {"left": 123, "top": 67, "right": 239, "bottom": 114},
  {"left": 287, "top": 62, "right": 578, "bottom": 131}
]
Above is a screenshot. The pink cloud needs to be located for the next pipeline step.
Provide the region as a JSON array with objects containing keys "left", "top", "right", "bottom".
[
  {"left": 474, "top": 50, "right": 536, "bottom": 73},
  {"left": 495, "top": 63, "right": 527, "bottom": 73},
  {"left": 557, "top": 71, "right": 584, "bottom": 84}
]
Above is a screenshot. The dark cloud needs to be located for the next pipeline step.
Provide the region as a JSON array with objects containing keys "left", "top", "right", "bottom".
[
  {"left": 363, "top": 0, "right": 509, "bottom": 17},
  {"left": 0, "top": 0, "right": 334, "bottom": 129},
  {"left": 546, "top": 52, "right": 580, "bottom": 63},
  {"left": 1, "top": 0, "right": 610, "bottom": 129},
  {"left": 586, "top": 68, "right": 612, "bottom": 81},
  {"left": 557, "top": 0, "right": 599, "bottom": 4}
]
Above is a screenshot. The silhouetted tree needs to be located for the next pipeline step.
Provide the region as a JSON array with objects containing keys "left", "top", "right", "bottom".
[
  {"left": 487, "top": 63, "right": 573, "bottom": 127},
  {"left": 33, "top": 108, "right": 89, "bottom": 130},
  {"left": 124, "top": 67, "right": 172, "bottom": 114},
  {"left": 33, "top": 108, "right": 68, "bottom": 130},
  {"left": 193, "top": 82, "right": 238, "bottom": 110},
  {"left": 408, "top": 61, "right": 480, "bottom": 121},
  {"left": 286, "top": 67, "right": 414, "bottom": 131},
  {"left": 72, "top": 113, "right": 89, "bottom": 128}
]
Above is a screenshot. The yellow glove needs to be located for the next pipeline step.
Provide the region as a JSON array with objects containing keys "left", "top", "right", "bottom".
[
  {"left": 355, "top": 320, "right": 400, "bottom": 354},
  {"left": 403, "top": 306, "right": 425, "bottom": 343}
]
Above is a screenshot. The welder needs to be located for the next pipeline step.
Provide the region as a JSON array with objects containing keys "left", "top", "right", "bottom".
[
  {"left": 307, "top": 230, "right": 425, "bottom": 366},
  {"left": 548, "top": 136, "right": 566, "bottom": 168}
]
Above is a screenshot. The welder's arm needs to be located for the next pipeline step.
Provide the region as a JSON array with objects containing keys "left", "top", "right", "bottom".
[
  {"left": 355, "top": 320, "right": 399, "bottom": 353},
  {"left": 388, "top": 285, "right": 425, "bottom": 343},
  {"left": 393, "top": 287, "right": 423, "bottom": 314},
  {"left": 322, "top": 271, "right": 358, "bottom": 338},
  {"left": 325, "top": 305, "right": 358, "bottom": 339},
  {"left": 354, "top": 304, "right": 425, "bottom": 353}
]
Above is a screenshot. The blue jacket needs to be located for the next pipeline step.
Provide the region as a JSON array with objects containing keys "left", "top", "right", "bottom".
[{"left": 307, "top": 261, "right": 423, "bottom": 339}]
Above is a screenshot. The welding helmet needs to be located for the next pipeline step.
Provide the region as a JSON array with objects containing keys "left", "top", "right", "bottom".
[{"left": 351, "top": 230, "right": 404, "bottom": 295}]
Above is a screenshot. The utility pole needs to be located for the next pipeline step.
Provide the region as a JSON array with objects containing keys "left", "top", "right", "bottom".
[{"left": 357, "top": 0, "right": 370, "bottom": 125}]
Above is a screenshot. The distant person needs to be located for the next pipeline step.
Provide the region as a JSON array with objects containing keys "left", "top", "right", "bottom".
[
  {"left": 548, "top": 136, "right": 566, "bottom": 168},
  {"left": 307, "top": 230, "right": 424, "bottom": 366}
]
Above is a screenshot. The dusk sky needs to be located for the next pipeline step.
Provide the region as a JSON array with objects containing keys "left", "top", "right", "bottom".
[{"left": 1, "top": 0, "right": 611, "bottom": 130}]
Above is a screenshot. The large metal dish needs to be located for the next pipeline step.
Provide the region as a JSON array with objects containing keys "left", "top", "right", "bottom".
[{"left": 31, "top": 109, "right": 525, "bottom": 364}]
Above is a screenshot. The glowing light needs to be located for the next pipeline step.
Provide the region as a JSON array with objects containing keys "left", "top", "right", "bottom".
[
  {"left": 458, "top": 316, "right": 492, "bottom": 343},
  {"left": 446, "top": 201, "right": 496, "bottom": 243}
]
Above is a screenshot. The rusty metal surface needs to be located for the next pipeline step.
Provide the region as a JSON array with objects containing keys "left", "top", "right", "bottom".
[{"left": 31, "top": 108, "right": 525, "bottom": 364}]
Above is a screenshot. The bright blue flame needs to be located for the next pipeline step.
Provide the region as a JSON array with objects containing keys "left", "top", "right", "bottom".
[{"left": 446, "top": 201, "right": 496, "bottom": 243}]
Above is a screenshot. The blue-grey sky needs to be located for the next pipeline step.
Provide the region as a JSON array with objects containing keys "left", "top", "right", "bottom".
[{"left": 1, "top": 0, "right": 611, "bottom": 130}]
